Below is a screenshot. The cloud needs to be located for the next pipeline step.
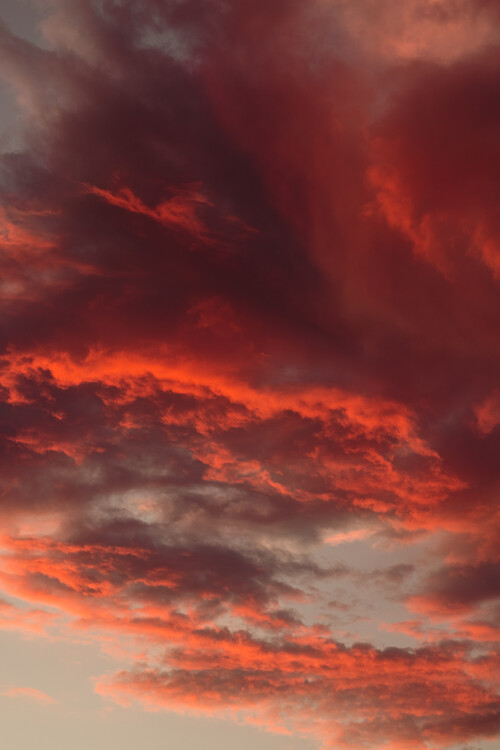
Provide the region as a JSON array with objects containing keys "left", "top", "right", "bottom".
[
  {"left": 0, "top": 1, "right": 498, "bottom": 749},
  {"left": 409, "top": 562, "right": 500, "bottom": 616},
  {"left": 1, "top": 686, "right": 56, "bottom": 705},
  {"left": 95, "top": 641, "right": 500, "bottom": 749}
]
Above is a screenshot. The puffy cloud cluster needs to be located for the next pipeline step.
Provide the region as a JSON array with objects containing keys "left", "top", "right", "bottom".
[{"left": 0, "top": 0, "right": 499, "bottom": 748}]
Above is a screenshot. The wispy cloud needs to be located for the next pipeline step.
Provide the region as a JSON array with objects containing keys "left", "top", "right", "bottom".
[{"left": 2, "top": 687, "right": 56, "bottom": 705}]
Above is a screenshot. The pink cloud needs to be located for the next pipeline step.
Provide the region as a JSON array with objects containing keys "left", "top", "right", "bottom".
[{"left": 2, "top": 687, "right": 56, "bottom": 705}]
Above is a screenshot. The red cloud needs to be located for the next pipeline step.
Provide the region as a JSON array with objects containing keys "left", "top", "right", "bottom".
[{"left": 0, "top": 1, "right": 498, "bottom": 749}]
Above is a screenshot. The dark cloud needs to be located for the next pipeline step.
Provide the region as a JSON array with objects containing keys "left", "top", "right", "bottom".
[{"left": 411, "top": 562, "right": 500, "bottom": 615}]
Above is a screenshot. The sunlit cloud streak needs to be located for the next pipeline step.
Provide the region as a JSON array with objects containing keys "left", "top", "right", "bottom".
[{"left": 1, "top": 686, "right": 57, "bottom": 704}]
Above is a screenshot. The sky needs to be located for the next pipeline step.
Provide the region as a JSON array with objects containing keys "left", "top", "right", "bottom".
[{"left": 0, "top": 1, "right": 499, "bottom": 749}]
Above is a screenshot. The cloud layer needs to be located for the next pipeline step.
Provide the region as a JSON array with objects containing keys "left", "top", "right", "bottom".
[{"left": 0, "top": 1, "right": 499, "bottom": 748}]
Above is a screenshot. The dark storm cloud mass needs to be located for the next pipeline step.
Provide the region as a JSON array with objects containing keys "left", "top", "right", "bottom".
[{"left": 0, "top": 1, "right": 499, "bottom": 748}]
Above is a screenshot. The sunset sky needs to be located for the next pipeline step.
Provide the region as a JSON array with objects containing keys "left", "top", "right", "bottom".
[{"left": 0, "top": 1, "right": 499, "bottom": 749}]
